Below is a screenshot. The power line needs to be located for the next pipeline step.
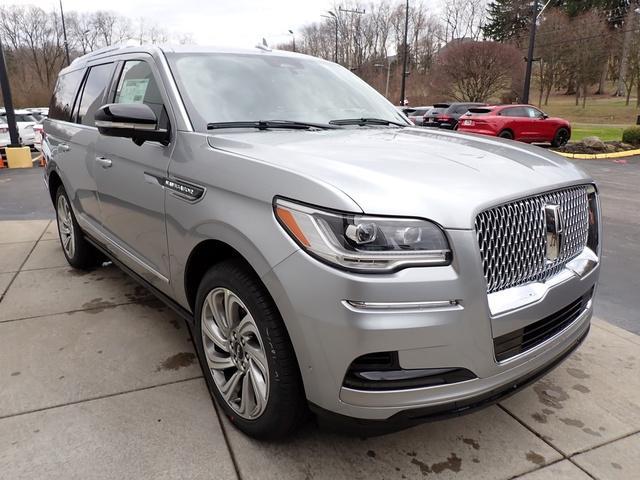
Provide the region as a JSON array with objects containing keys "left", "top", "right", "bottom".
[{"left": 534, "top": 25, "right": 640, "bottom": 49}]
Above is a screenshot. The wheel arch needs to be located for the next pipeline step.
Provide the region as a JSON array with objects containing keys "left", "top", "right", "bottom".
[
  {"left": 48, "top": 169, "right": 63, "bottom": 203},
  {"left": 498, "top": 128, "right": 515, "bottom": 139}
]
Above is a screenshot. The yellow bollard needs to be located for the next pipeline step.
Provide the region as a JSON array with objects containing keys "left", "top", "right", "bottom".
[{"left": 6, "top": 146, "right": 32, "bottom": 169}]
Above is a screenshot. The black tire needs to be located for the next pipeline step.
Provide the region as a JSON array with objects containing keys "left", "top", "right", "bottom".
[
  {"left": 194, "top": 259, "right": 306, "bottom": 439},
  {"left": 552, "top": 127, "right": 570, "bottom": 147},
  {"left": 54, "top": 185, "right": 102, "bottom": 270},
  {"left": 498, "top": 130, "right": 514, "bottom": 140}
]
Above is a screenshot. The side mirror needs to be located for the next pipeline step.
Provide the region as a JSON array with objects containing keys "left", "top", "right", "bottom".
[
  {"left": 95, "top": 103, "right": 169, "bottom": 146},
  {"left": 541, "top": 113, "right": 549, "bottom": 120}
]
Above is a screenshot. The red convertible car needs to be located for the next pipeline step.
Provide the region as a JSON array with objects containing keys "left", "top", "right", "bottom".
[{"left": 456, "top": 104, "right": 571, "bottom": 147}]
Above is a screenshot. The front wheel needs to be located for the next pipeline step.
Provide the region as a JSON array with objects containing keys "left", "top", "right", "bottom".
[
  {"left": 194, "top": 260, "right": 306, "bottom": 439},
  {"left": 498, "top": 130, "right": 514, "bottom": 140},
  {"left": 552, "top": 128, "right": 570, "bottom": 147}
]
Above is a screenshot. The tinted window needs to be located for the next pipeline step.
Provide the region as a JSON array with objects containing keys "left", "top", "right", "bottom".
[
  {"left": 77, "top": 63, "right": 114, "bottom": 126},
  {"left": 501, "top": 107, "right": 527, "bottom": 117},
  {"left": 413, "top": 109, "right": 428, "bottom": 116},
  {"left": 524, "top": 107, "right": 544, "bottom": 118},
  {"left": 48, "top": 69, "right": 85, "bottom": 121},
  {"left": 426, "top": 108, "right": 445, "bottom": 116},
  {"left": 113, "top": 60, "right": 169, "bottom": 129},
  {"left": 467, "top": 108, "right": 494, "bottom": 115}
]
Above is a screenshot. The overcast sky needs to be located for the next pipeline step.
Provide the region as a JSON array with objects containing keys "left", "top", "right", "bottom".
[{"left": 15, "top": 0, "right": 402, "bottom": 48}]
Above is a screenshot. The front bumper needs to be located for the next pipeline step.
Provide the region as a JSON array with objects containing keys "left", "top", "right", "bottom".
[{"left": 263, "top": 229, "right": 599, "bottom": 421}]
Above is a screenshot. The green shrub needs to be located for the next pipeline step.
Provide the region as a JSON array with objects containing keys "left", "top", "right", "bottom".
[{"left": 622, "top": 126, "right": 640, "bottom": 145}]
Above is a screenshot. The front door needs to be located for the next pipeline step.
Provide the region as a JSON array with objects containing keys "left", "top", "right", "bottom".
[{"left": 94, "top": 56, "right": 174, "bottom": 290}]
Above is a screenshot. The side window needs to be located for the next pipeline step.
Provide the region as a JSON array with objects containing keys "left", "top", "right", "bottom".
[
  {"left": 502, "top": 107, "right": 526, "bottom": 117},
  {"left": 525, "top": 107, "right": 543, "bottom": 118},
  {"left": 113, "top": 60, "right": 169, "bottom": 129},
  {"left": 77, "top": 63, "right": 114, "bottom": 126},
  {"left": 48, "top": 69, "right": 85, "bottom": 121}
]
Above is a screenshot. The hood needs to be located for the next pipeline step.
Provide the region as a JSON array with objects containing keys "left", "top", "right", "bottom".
[{"left": 207, "top": 127, "right": 591, "bottom": 229}]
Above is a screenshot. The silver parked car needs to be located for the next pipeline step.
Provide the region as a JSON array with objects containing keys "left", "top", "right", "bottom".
[{"left": 43, "top": 45, "right": 601, "bottom": 439}]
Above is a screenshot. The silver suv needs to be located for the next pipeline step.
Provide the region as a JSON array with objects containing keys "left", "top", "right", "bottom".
[{"left": 43, "top": 45, "right": 601, "bottom": 439}]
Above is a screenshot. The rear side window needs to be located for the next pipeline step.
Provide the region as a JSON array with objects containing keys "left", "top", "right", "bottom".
[
  {"left": 502, "top": 107, "right": 527, "bottom": 117},
  {"left": 468, "top": 108, "right": 494, "bottom": 115},
  {"left": 48, "top": 69, "right": 85, "bottom": 121},
  {"left": 113, "top": 60, "right": 169, "bottom": 129},
  {"left": 77, "top": 63, "right": 114, "bottom": 126}
]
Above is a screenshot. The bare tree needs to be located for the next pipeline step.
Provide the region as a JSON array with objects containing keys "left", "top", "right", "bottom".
[
  {"left": 564, "top": 11, "right": 609, "bottom": 107},
  {"left": 440, "top": 0, "right": 486, "bottom": 43},
  {"left": 430, "top": 40, "right": 523, "bottom": 102}
]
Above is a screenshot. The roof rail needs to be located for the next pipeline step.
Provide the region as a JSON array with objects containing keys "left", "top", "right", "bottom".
[{"left": 70, "top": 44, "right": 127, "bottom": 65}]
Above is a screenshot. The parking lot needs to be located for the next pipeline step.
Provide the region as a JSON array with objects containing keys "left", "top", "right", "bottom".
[{"left": 0, "top": 158, "right": 639, "bottom": 479}]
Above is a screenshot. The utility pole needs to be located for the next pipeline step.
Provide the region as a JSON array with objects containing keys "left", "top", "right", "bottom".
[
  {"left": 399, "top": 0, "right": 409, "bottom": 106},
  {"left": 59, "top": 0, "right": 71, "bottom": 66},
  {"left": 0, "top": 38, "right": 20, "bottom": 147},
  {"left": 522, "top": 0, "right": 539, "bottom": 104}
]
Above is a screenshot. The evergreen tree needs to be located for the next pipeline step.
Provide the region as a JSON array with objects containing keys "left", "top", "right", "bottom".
[{"left": 482, "top": 0, "right": 537, "bottom": 42}]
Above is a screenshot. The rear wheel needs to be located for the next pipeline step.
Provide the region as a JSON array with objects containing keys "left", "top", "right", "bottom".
[
  {"left": 194, "top": 260, "right": 306, "bottom": 439},
  {"left": 552, "top": 128, "right": 570, "bottom": 147},
  {"left": 55, "top": 186, "right": 101, "bottom": 270},
  {"left": 498, "top": 130, "right": 514, "bottom": 140}
]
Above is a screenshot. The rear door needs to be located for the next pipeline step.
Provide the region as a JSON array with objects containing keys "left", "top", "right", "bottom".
[
  {"left": 94, "top": 55, "right": 174, "bottom": 289},
  {"left": 500, "top": 107, "right": 530, "bottom": 140},
  {"left": 46, "top": 65, "right": 114, "bottom": 225}
]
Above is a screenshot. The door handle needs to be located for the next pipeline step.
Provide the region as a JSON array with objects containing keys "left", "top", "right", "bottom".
[
  {"left": 95, "top": 156, "right": 113, "bottom": 168},
  {"left": 58, "top": 143, "right": 70, "bottom": 152}
]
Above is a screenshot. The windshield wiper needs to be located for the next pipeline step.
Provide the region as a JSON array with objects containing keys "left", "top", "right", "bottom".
[
  {"left": 328, "top": 117, "right": 408, "bottom": 127},
  {"left": 207, "top": 120, "right": 338, "bottom": 130}
]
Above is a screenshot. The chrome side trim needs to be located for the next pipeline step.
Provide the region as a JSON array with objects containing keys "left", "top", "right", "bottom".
[
  {"left": 76, "top": 215, "right": 169, "bottom": 283},
  {"left": 488, "top": 247, "right": 598, "bottom": 317},
  {"left": 342, "top": 299, "right": 462, "bottom": 314},
  {"left": 158, "top": 52, "right": 193, "bottom": 131},
  {"left": 94, "top": 120, "right": 161, "bottom": 131}
]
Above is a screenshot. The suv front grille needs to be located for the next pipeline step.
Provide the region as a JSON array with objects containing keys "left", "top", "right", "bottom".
[{"left": 475, "top": 186, "right": 589, "bottom": 294}]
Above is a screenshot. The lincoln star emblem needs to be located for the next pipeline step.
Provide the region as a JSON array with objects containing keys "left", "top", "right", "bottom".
[{"left": 544, "top": 204, "right": 563, "bottom": 261}]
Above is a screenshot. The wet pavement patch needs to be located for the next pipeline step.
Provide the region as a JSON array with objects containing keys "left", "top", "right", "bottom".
[
  {"left": 410, "top": 453, "right": 462, "bottom": 475},
  {"left": 81, "top": 297, "right": 117, "bottom": 313},
  {"left": 525, "top": 451, "right": 545, "bottom": 466},
  {"left": 156, "top": 352, "right": 196, "bottom": 372}
]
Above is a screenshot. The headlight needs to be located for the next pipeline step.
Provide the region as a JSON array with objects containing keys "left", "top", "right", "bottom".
[
  {"left": 586, "top": 184, "right": 600, "bottom": 254},
  {"left": 274, "top": 198, "right": 451, "bottom": 272}
]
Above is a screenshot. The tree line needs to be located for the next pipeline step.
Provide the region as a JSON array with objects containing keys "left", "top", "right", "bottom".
[
  {"left": 0, "top": 5, "right": 193, "bottom": 107},
  {"left": 2, "top": 1, "right": 640, "bottom": 108},
  {"left": 278, "top": 0, "right": 640, "bottom": 107}
]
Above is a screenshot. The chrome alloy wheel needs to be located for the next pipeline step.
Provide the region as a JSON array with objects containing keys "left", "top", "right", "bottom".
[
  {"left": 56, "top": 194, "right": 75, "bottom": 259},
  {"left": 201, "top": 287, "right": 270, "bottom": 419}
]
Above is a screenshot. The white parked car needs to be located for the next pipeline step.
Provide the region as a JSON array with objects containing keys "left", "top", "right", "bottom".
[
  {"left": 0, "top": 122, "right": 10, "bottom": 148},
  {"left": 0, "top": 108, "right": 37, "bottom": 147}
]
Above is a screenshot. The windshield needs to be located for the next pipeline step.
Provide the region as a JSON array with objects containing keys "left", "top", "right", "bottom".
[{"left": 167, "top": 52, "right": 408, "bottom": 132}]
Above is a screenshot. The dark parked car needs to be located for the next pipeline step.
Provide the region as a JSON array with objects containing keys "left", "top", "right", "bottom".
[
  {"left": 457, "top": 105, "right": 571, "bottom": 147},
  {"left": 406, "top": 106, "right": 432, "bottom": 126},
  {"left": 424, "top": 102, "right": 486, "bottom": 129}
]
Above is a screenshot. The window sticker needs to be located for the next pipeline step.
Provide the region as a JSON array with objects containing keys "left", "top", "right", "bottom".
[{"left": 117, "top": 78, "right": 149, "bottom": 104}]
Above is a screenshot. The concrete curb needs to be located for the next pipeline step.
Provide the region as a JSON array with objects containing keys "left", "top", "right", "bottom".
[{"left": 553, "top": 148, "right": 640, "bottom": 160}]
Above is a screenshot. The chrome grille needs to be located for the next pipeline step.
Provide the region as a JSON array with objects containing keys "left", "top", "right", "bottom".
[{"left": 475, "top": 186, "right": 589, "bottom": 294}]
